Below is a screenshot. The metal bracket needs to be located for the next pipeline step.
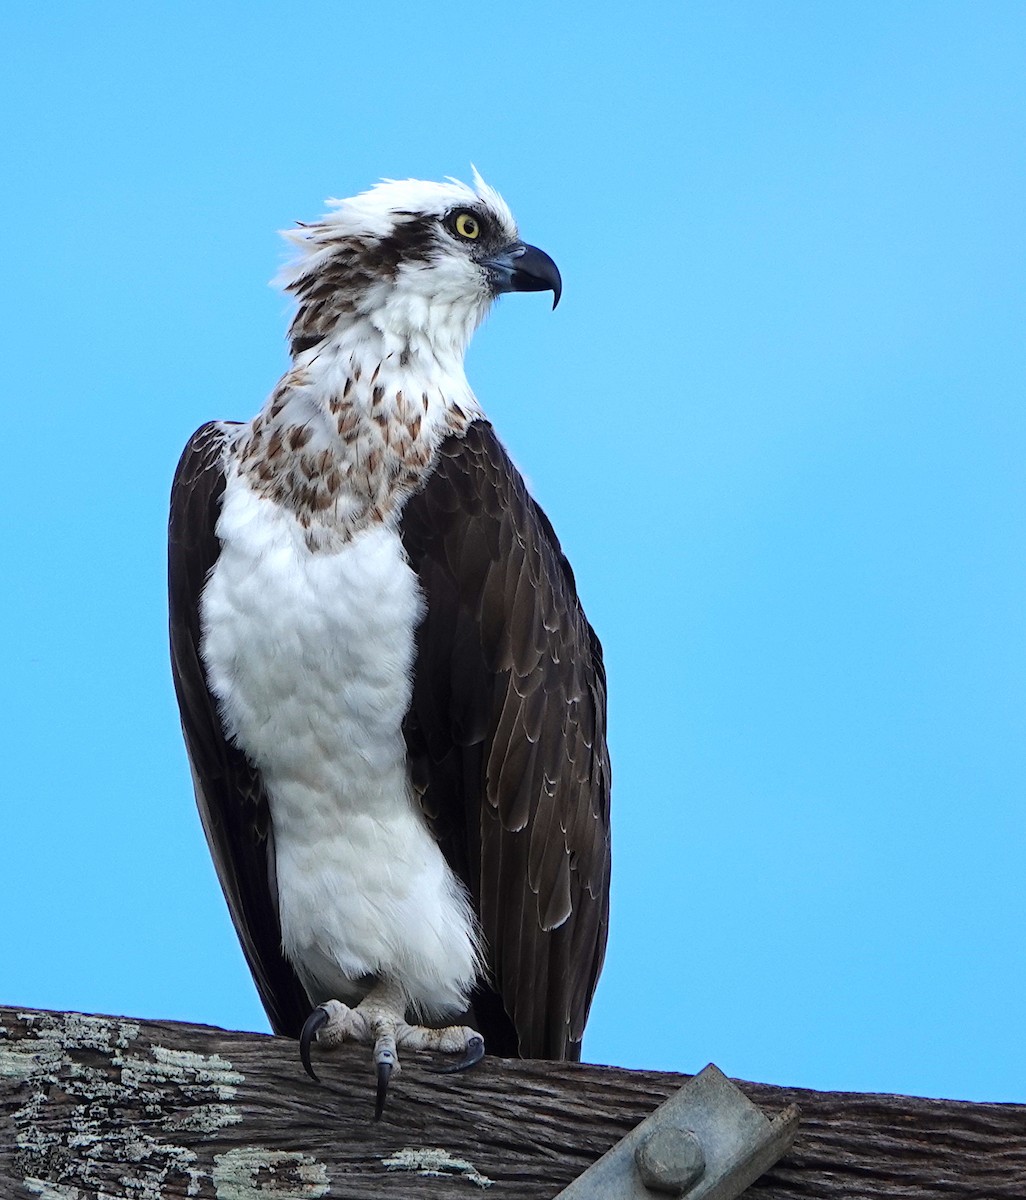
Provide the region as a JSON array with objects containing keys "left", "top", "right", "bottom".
[{"left": 553, "top": 1063, "right": 800, "bottom": 1199}]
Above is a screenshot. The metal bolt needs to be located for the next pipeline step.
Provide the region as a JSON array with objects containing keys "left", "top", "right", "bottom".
[{"left": 635, "top": 1126, "right": 705, "bottom": 1195}]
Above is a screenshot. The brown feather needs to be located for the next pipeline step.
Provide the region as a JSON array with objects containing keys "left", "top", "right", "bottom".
[{"left": 401, "top": 420, "right": 610, "bottom": 1060}]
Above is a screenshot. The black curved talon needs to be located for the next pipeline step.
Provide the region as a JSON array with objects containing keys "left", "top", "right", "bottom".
[
  {"left": 429, "top": 1035, "right": 486, "bottom": 1075},
  {"left": 300, "top": 1006, "right": 330, "bottom": 1082},
  {"left": 374, "top": 1060, "right": 393, "bottom": 1121}
]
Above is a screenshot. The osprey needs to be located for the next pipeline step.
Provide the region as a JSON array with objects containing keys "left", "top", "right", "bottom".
[{"left": 169, "top": 173, "right": 610, "bottom": 1116}]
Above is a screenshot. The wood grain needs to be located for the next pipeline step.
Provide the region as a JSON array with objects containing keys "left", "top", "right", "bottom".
[{"left": 1, "top": 1006, "right": 1023, "bottom": 1198}]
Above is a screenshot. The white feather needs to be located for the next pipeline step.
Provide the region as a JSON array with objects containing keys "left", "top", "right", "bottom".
[
  {"left": 276, "top": 172, "right": 517, "bottom": 295},
  {"left": 201, "top": 461, "right": 482, "bottom": 1017}
]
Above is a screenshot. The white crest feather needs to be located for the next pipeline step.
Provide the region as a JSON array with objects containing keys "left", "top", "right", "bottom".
[{"left": 275, "top": 172, "right": 518, "bottom": 293}]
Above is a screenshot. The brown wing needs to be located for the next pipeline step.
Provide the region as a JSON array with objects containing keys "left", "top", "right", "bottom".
[
  {"left": 400, "top": 420, "right": 611, "bottom": 1060},
  {"left": 168, "top": 422, "right": 310, "bottom": 1037}
]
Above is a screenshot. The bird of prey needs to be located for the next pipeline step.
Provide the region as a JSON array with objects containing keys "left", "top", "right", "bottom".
[{"left": 168, "top": 172, "right": 610, "bottom": 1116}]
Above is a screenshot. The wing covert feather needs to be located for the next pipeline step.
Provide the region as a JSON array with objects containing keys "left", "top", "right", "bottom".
[{"left": 401, "top": 421, "right": 611, "bottom": 1059}]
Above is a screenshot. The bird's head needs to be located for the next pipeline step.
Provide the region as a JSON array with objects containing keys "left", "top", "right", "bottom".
[{"left": 279, "top": 171, "right": 561, "bottom": 358}]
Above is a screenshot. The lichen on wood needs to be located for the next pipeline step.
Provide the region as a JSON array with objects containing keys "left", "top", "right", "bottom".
[{"left": 2, "top": 1005, "right": 1024, "bottom": 1199}]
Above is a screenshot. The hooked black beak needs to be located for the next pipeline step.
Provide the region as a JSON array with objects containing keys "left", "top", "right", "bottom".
[{"left": 483, "top": 242, "right": 562, "bottom": 309}]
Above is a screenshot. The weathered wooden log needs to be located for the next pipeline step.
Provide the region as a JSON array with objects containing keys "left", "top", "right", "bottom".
[{"left": 1, "top": 1005, "right": 1023, "bottom": 1198}]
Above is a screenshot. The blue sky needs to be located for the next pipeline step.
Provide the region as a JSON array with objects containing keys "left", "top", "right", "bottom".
[{"left": 3, "top": 2, "right": 1024, "bottom": 1104}]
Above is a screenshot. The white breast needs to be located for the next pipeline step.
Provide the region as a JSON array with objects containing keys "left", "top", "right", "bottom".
[{"left": 200, "top": 461, "right": 480, "bottom": 1019}]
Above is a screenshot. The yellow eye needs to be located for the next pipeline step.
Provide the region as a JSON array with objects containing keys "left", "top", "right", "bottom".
[{"left": 455, "top": 212, "right": 480, "bottom": 240}]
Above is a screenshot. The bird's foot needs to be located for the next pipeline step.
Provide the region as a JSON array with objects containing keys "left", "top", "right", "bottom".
[{"left": 299, "top": 987, "right": 484, "bottom": 1119}]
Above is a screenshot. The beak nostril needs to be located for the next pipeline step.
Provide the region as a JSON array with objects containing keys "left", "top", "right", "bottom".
[{"left": 483, "top": 242, "right": 562, "bottom": 307}]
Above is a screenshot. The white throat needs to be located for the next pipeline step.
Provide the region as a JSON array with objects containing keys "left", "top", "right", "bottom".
[{"left": 300, "top": 314, "right": 481, "bottom": 414}]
